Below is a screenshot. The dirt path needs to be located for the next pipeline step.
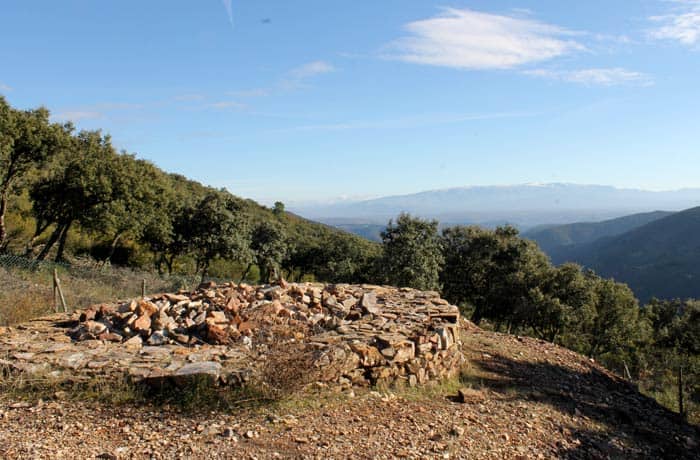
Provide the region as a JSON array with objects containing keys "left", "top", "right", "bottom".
[{"left": 1, "top": 327, "right": 698, "bottom": 459}]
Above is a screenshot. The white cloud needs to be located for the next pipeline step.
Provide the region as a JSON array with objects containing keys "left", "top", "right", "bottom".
[
  {"left": 53, "top": 111, "right": 104, "bottom": 122},
  {"left": 649, "top": 1, "right": 700, "bottom": 46},
  {"left": 280, "top": 60, "right": 335, "bottom": 90},
  {"left": 217, "top": 61, "right": 333, "bottom": 106},
  {"left": 228, "top": 88, "right": 269, "bottom": 98},
  {"left": 289, "top": 61, "right": 335, "bottom": 79},
  {"left": 173, "top": 93, "right": 206, "bottom": 102},
  {"left": 386, "top": 8, "right": 585, "bottom": 70},
  {"left": 524, "top": 68, "right": 653, "bottom": 86},
  {"left": 221, "top": 0, "right": 233, "bottom": 27},
  {"left": 0, "top": 83, "right": 12, "bottom": 92},
  {"left": 51, "top": 102, "right": 145, "bottom": 122},
  {"left": 204, "top": 101, "right": 246, "bottom": 109}
]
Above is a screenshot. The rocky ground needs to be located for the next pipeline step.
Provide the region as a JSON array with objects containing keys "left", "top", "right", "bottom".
[{"left": 1, "top": 286, "right": 698, "bottom": 459}]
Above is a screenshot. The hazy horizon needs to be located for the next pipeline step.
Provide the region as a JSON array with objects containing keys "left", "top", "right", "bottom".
[{"left": 283, "top": 182, "right": 700, "bottom": 208}]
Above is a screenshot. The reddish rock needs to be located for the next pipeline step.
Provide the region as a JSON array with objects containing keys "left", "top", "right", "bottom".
[
  {"left": 207, "top": 311, "right": 228, "bottom": 324},
  {"left": 133, "top": 314, "right": 152, "bottom": 333},
  {"left": 225, "top": 296, "right": 241, "bottom": 313},
  {"left": 350, "top": 343, "right": 385, "bottom": 367},
  {"left": 136, "top": 300, "right": 158, "bottom": 317},
  {"left": 237, "top": 321, "right": 255, "bottom": 335},
  {"left": 207, "top": 324, "right": 229, "bottom": 344}
]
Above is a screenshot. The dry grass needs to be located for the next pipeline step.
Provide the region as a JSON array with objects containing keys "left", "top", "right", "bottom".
[
  {"left": 255, "top": 328, "right": 320, "bottom": 400},
  {"left": 0, "top": 268, "right": 54, "bottom": 325},
  {"left": 0, "top": 264, "right": 198, "bottom": 326},
  {"left": 0, "top": 361, "right": 145, "bottom": 406}
]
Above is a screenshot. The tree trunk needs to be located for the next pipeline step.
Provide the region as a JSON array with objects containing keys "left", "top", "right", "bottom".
[
  {"left": 200, "top": 261, "right": 210, "bottom": 283},
  {"left": 0, "top": 187, "right": 9, "bottom": 252},
  {"left": 104, "top": 232, "right": 123, "bottom": 265},
  {"left": 54, "top": 222, "right": 71, "bottom": 262},
  {"left": 165, "top": 254, "right": 175, "bottom": 275},
  {"left": 472, "top": 306, "right": 483, "bottom": 325},
  {"left": 239, "top": 263, "right": 253, "bottom": 284},
  {"left": 678, "top": 362, "right": 686, "bottom": 421},
  {"left": 36, "top": 224, "right": 64, "bottom": 261},
  {"left": 154, "top": 252, "right": 165, "bottom": 275},
  {"left": 25, "top": 220, "right": 52, "bottom": 256}
]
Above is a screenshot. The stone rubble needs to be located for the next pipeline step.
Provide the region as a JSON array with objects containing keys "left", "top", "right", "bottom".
[{"left": 2, "top": 282, "right": 464, "bottom": 389}]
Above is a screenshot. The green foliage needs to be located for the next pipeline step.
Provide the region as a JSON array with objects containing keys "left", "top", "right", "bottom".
[
  {"left": 380, "top": 213, "right": 443, "bottom": 291},
  {"left": 0, "top": 97, "right": 71, "bottom": 250},
  {"left": 272, "top": 201, "right": 285, "bottom": 216},
  {"left": 176, "top": 192, "right": 252, "bottom": 279},
  {"left": 250, "top": 221, "right": 288, "bottom": 283},
  {"left": 315, "top": 231, "right": 380, "bottom": 283},
  {"left": 526, "top": 263, "right": 596, "bottom": 343},
  {"left": 0, "top": 93, "right": 379, "bottom": 283},
  {"left": 440, "top": 225, "right": 549, "bottom": 328},
  {"left": 576, "top": 276, "right": 648, "bottom": 367},
  {"left": 641, "top": 299, "right": 700, "bottom": 421},
  {"left": 30, "top": 130, "right": 128, "bottom": 261}
]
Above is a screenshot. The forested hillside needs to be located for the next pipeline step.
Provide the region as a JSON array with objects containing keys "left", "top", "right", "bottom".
[
  {"left": 524, "top": 210, "right": 673, "bottom": 262},
  {"left": 0, "top": 96, "right": 379, "bottom": 284},
  {"left": 558, "top": 207, "right": 700, "bottom": 302}
]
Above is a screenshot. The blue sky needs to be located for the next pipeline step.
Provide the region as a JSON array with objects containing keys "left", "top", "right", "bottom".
[{"left": 1, "top": 1, "right": 699, "bottom": 204}]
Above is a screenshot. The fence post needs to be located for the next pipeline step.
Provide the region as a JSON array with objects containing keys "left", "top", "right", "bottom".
[
  {"left": 141, "top": 279, "right": 146, "bottom": 299},
  {"left": 678, "top": 363, "right": 686, "bottom": 422},
  {"left": 623, "top": 361, "right": 632, "bottom": 381},
  {"left": 53, "top": 269, "right": 68, "bottom": 313},
  {"left": 53, "top": 269, "right": 58, "bottom": 313}
]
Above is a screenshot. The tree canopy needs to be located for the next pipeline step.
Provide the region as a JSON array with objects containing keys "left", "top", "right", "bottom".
[{"left": 380, "top": 213, "right": 443, "bottom": 291}]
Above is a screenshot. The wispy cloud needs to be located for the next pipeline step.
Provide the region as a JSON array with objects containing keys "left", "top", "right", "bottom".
[
  {"left": 385, "top": 8, "right": 585, "bottom": 70},
  {"left": 203, "top": 101, "right": 246, "bottom": 110},
  {"left": 51, "top": 101, "right": 146, "bottom": 122},
  {"left": 221, "top": 0, "right": 234, "bottom": 28},
  {"left": 524, "top": 68, "right": 653, "bottom": 86},
  {"left": 280, "top": 61, "right": 335, "bottom": 90},
  {"left": 282, "top": 111, "right": 536, "bottom": 133},
  {"left": 53, "top": 111, "right": 104, "bottom": 122},
  {"left": 173, "top": 93, "right": 206, "bottom": 102},
  {"left": 649, "top": 1, "right": 700, "bottom": 46},
  {"left": 289, "top": 61, "right": 335, "bottom": 79},
  {"left": 227, "top": 88, "right": 269, "bottom": 98},
  {"left": 177, "top": 61, "right": 335, "bottom": 112},
  {"left": 0, "top": 83, "right": 12, "bottom": 92}
]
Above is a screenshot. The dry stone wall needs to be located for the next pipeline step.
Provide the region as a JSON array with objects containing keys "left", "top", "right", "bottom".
[{"left": 1, "top": 282, "right": 464, "bottom": 389}]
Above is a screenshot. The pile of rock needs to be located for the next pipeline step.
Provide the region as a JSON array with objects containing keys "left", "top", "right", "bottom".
[{"left": 69, "top": 282, "right": 464, "bottom": 388}]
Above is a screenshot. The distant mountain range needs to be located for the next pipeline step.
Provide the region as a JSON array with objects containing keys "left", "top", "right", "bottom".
[
  {"left": 523, "top": 211, "right": 675, "bottom": 263},
  {"left": 293, "top": 183, "right": 700, "bottom": 230},
  {"left": 534, "top": 207, "right": 700, "bottom": 303}
]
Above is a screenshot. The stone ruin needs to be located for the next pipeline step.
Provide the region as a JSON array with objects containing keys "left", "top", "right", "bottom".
[{"left": 1, "top": 282, "right": 464, "bottom": 389}]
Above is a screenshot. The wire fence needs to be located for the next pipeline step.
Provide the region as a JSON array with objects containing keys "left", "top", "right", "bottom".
[{"left": 0, "top": 254, "right": 228, "bottom": 326}]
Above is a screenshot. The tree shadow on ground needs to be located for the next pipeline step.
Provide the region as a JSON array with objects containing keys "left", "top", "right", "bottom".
[{"left": 466, "top": 352, "right": 699, "bottom": 459}]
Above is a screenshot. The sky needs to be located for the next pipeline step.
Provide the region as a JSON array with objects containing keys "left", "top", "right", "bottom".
[{"left": 1, "top": 0, "right": 699, "bottom": 205}]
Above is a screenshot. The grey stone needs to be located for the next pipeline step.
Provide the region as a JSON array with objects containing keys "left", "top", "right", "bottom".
[{"left": 173, "top": 361, "right": 222, "bottom": 386}]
